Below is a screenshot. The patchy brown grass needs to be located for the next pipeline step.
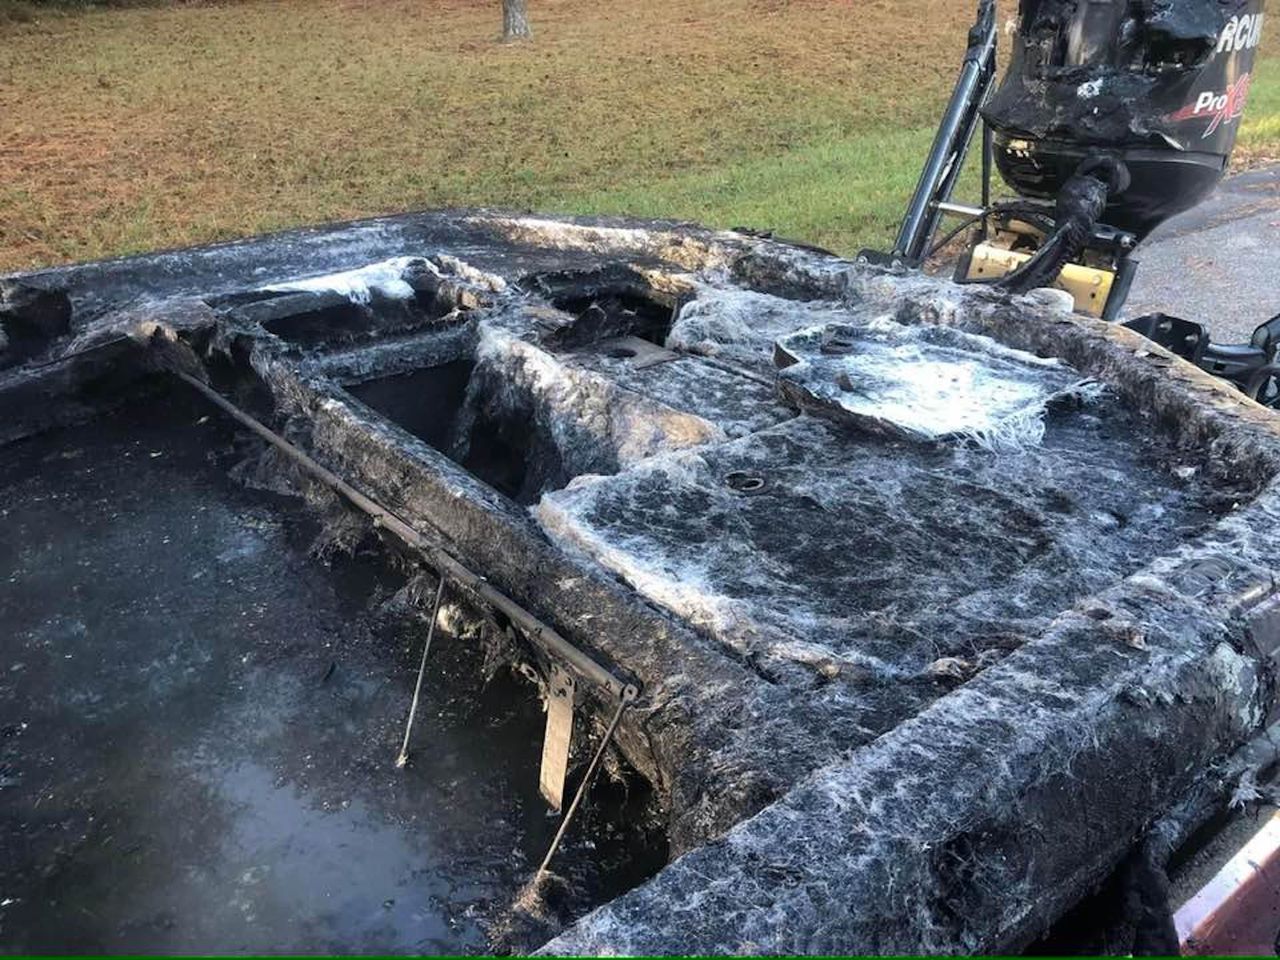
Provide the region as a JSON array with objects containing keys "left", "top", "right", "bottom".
[{"left": 1, "top": 0, "right": 1277, "bottom": 270}]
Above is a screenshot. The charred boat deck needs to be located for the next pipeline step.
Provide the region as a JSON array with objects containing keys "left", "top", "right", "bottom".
[{"left": 4, "top": 212, "right": 1280, "bottom": 953}]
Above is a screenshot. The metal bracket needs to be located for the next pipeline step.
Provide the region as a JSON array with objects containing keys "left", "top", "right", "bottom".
[
  {"left": 539, "top": 663, "right": 576, "bottom": 812},
  {"left": 961, "top": 241, "right": 1116, "bottom": 318},
  {"left": 535, "top": 686, "right": 637, "bottom": 879}
]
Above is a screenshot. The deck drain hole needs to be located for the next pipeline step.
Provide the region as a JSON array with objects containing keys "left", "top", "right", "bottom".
[
  {"left": 820, "top": 337, "right": 857, "bottom": 355},
  {"left": 607, "top": 346, "right": 638, "bottom": 359},
  {"left": 725, "top": 471, "right": 766, "bottom": 493}
]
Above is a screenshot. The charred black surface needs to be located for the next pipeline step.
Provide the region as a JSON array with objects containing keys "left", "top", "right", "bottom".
[
  {"left": 0, "top": 386, "right": 665, "bottom": 954},
  {"left": 347, "top": 362, "right": 475, "bottom": 456},
  {"left": 0, "top": 280, "right": 72, "bottom": 371},
  {"left": 0, "top": 339, "right": 146, "bottom": 446},
  {"left": 5, "top": 210, "right": 1280, "bottom": 955}
]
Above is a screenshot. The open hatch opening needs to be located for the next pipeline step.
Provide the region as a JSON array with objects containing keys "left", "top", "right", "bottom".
[{"left": 0, "top": 379, "right": 667, "bottom": 954}]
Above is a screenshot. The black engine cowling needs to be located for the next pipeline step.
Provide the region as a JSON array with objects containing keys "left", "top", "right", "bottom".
[{"left": 983, "top": 0, "right": 1266, "bottom": 239}]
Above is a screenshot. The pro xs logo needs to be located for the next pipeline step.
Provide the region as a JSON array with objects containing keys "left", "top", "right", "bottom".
[
  {"left": 1170, "top": 74, "right": 1253, "bottom": 138},
  {"left": 1167, "top": 12, "right": 1264, "bottom": 139}
]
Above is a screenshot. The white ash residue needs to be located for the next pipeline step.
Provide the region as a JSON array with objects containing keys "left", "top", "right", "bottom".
[
  {"left": 433, "top": 254, "right": 508, "bottom": 293},
  {"left": 666, "top": 287, "right": 858, "bottom": 370},
  {"left": 776, "top": 317, "right": 1094, "bottom": 451},
  {"left": 261, "top": 256, "right": 427, "bottom": 304},
  {"left": 1078, "top": 78, "right": 1105, "bottom": 99},
  {"left": 260, "top": 252, "right": 509, "bottom": 306},
  {"left": 536, "top": 403, "right": 1227, "bottom": 684}
]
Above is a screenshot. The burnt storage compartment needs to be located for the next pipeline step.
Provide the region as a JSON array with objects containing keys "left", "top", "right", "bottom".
[
  {"left": 213, "top": 257, "right": 480, "bottom": 352},
  {"left": 0, "top": 383, "right": 666, "bottom": 955},
  {"left": 533, "top": 271, "right": 795, "bottom": 441},
  {"left": 342, "top": 271, "right": 803, "bottom": 508},
  {"left": 525, "top": 265, "right": 681, "bottom": 350},
  {"left": 344, "top": 345, "right": 730, "bottom": 507},
  {"left": 344, "top": 278, "right": 735, "bottom": 507},
  {"left": 346, "top": 360, "right": 548, "bottom": 505},
  {"left": 344, "top": 360, "right": 477, "bottom": 455}
]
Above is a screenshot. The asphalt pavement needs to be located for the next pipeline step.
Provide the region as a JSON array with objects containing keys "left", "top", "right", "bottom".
[{"left": 1123, "top": 165, "right": 1280, "bottom": 345}]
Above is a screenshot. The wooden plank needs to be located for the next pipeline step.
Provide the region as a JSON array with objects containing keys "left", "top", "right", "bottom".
[{"left": 539, "top": 663, "right": 575, "bottom": 812}]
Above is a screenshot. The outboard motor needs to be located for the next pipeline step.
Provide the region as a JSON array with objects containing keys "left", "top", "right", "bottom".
[
  {"left": 868, "top": 0, "right": 1278, "bottom": 403},
  {"left": 986, "top": 0, "right": 1266, "bottom": 241},
  {"left": 872, "top": 0, "right": 1266, "bottom": 314}
]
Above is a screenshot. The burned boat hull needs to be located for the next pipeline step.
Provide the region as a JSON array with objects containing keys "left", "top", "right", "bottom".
[{"left": 4, "top": 211, "right": 1280, "bottom": 953}]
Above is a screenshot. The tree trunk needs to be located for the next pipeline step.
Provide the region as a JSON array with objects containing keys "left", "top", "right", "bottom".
[{"left": 502, "top": 0, "right": 531, "bottom": 41}]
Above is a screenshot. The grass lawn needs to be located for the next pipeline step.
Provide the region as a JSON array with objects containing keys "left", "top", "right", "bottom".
[{"left": 2, "top": 0, "right": 1278, "bottom": 271}]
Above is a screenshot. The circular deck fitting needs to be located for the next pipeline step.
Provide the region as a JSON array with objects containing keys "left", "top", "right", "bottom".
[{"left": 724, "top": 471, "right": 767, "bottom": 493}]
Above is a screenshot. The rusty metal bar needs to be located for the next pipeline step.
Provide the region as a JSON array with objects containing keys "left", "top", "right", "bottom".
[{"left": 175, "top": 371, "right": 638, "bottom": 701}]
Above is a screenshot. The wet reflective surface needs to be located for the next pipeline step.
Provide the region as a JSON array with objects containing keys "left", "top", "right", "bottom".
[{"left": 0, "top": 390, "right": 664, "bottom": 954}]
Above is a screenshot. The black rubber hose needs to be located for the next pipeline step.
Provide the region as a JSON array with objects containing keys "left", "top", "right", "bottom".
[{"left": 997, "top": 157, "right": 1129, "bottom": 295}]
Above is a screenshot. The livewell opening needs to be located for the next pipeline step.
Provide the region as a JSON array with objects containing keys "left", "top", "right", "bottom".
[{"left": 0, "top": 381, "right": 668, "bottom": 954}]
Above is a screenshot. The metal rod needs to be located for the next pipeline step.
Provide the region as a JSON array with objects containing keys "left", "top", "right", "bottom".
[
  {"left": 934, "top": 201, "right": 987, "bottom": 220},
  {"left": 28, "top": 335, "right": 130, "bottom": 370},
  {"left": 892, "top": 0, "right": 997, "bottom": 265},
  {"left": 981, "top": 120, "right": 993, "bottom": 213},
  {"left": 1103, "top": 255, "right": 1140, "bottom": 322},
  {"left": 686, "top": 352, "right": 776, "bottom": 388},
  {"left": 174, "top": 371, "right": 636, "bottom": 700},
  {"left": 535, "top": 689, "right": 635, "bottom": 879},
  {"left": 395, "top": 574, "right": 447, "bottom": 769}
]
